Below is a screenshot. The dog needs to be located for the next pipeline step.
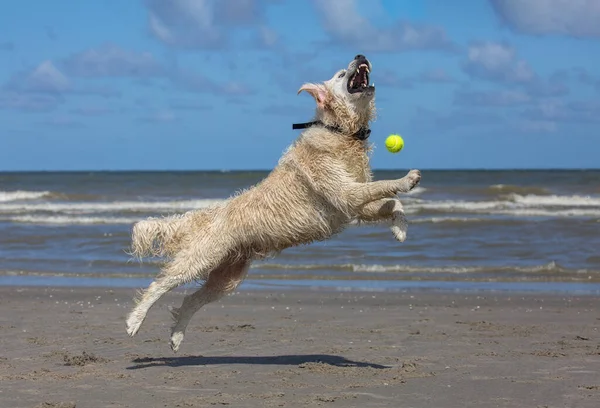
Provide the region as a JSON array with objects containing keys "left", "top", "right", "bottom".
[{"left": 125, "top": 54, "right": 421, "bottom": 352}]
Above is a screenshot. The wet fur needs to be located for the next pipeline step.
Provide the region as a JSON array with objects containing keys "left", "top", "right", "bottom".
[{"left": 125, "top": 55, "right": 421, "bottom": 352}]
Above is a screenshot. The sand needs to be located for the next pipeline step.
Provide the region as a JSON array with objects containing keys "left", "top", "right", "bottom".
[{"left": 1, "top": 286, "right": 599, "bottom": 408}]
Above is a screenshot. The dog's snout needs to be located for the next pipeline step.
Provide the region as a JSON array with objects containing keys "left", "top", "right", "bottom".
[{"left": 353, "top": 54, "right": 370, "bottom": 68}]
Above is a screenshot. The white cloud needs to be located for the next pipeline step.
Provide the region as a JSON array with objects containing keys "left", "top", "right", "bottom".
[
  {"left": 312, "top": 0, "right": 456, "bottom": 52},
  {"left": 3, "top": 59, "right": 122, "bottom": 102},
  {"left": 144, "top": 0, "right": 275, "bottom": 49},
  {"left": 519, "top": 120, "right": 557, "bottom": 133},
  {"left": 0, "top": 92, "right": 60, "bottom": 112},
  {"left": 490, "top": 0, "right": 600, "bottom": 38},
  {"left": 521, "top": 99, "right": 600, "bottom": 123},
  {"left": 454, "top": 89, "right": 532, "bottom": 107},
  {"left": 63, "top": 44, "right": 165, "bottom": 78},
  {"left": 5, "top": 60, "right": 71, "bottom": 93},
  {"left": 463, "top": 42, "right": 534, "bottom": 83}
]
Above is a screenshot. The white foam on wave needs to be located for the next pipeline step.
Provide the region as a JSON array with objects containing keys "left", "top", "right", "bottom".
[
  {"left": 0, "top": 190, "right": 53, "bottom": 202},
  {"left": 0, "top": 198, "right": 224, "bottom": 215},
  {"left": 256, "top": 261, "right": 586, "bottom": 274},
  {"left": 406, "top": 193, "right": 600, "bottom": 217},
  {"left": 1, "top": 215, "right": 143, "bottom": 225},
  {"left": 492, "top": 208, "right": 600, "bottom": 217},
  {"left": 411, "top": 216, "right": 489, "bottom": 224},
  {"left": 352, "top": 260, "right": 593, "bottom": 274},
  {"left": 488, "top": 184, "right": 550, "bottom": 195},
  {"left": 2, "top": 189, "right": 599, "bottom": 222},
  {"left": 409, "top": 200, "right": 502, "bottom": 212},
  {"left": 509, "top": 194, "right": 600, "bottom": 207},
  {"left": 405, "top": 186, "right": 427, "bottom": 195}
]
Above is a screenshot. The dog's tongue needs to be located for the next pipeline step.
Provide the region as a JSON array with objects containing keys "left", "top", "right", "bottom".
[{"left": 357, "top": 69, "right": 367, "bottom": 86}]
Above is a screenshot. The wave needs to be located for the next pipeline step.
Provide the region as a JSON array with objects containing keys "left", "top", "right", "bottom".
[
  {"left": 487, "top": 184, "right": 550, "bottom": 196},
  {"left": 405, "top": 186, "right": 427, "bottom": 195},
  {"left": 411, "top": 205, "right": 600, "bottom": 218},
  {"left": 508, "top": 194, "right": 600, "bottom": 207},
  {"left": 1, "top": 190, "right": 599, "bottom": 222},
  {"left": 0, "top": 190, "right": 53, "bottom": 202},
  {"left": 255, "top": 261, "right": 594, "bottom": 275},
  {"left": 0, "top": 198, "right": 224, "bottom": 215},
  {"left": 0, "top": 214, "right": 535, "bottom": 226},
  {"left": 490, "top": 208, "right": 600, "bottom": 217},
  {"left": 0, "top": 215, "right": 143, "bottom": 225},
  {"left": 411, "top": 216, "right": 497, "bottom": 224},
  {"left": 408, "top": 193, "right": 600, "bottom": 217},
  {"left": 410, "top": 200, "right": 500, "bottom": 212}
]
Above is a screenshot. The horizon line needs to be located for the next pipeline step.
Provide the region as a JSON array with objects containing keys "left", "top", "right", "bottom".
[{"left": 1, "top": 168, "right": 599, "bottom": 173}]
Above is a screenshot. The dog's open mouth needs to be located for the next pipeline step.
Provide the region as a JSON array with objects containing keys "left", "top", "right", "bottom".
[{"left": 347, "top": 63, "right": 372, "bottom": 94}]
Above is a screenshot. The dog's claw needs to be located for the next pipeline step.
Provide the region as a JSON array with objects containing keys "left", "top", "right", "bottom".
[{"left": 126, "top": 325, "right": 138, "bottom": 337}]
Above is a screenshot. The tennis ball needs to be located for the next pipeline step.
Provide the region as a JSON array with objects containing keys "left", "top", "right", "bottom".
[{"left": 385, "top": 134, "right": 404, "bottom": 153}]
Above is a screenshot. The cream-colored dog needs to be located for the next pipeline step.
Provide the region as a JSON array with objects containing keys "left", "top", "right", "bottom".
[{"left": 125, "top": 54, "right": 421, "bottom": 352}]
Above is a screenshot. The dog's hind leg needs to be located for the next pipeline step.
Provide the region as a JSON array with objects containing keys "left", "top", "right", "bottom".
[
  {"left": 125, "top": 237, "right": 232, "bottom": 337},
  {"left": 357, "top": 198, "right": 408, "bottom": 242},
  {"left": 169, "top": 258, "right": 250, "bottom": 352}
]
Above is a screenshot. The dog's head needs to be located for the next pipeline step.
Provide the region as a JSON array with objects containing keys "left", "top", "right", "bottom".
[{"left": 298, "top": 54, "right": 376, "bottom": 134}]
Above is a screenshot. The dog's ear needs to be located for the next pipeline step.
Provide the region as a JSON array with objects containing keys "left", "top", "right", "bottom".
[{"left": 297, "top": 83, "right": 329, "bottom": 109}]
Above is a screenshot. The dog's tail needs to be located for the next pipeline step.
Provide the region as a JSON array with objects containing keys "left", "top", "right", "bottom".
[{"left": 130, "top": 212, "right": 191, "bottom": 259}]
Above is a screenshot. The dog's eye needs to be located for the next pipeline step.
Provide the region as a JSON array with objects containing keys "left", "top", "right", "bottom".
[{"left": 338, "top": 71, "right": 346, "bottom": 78}]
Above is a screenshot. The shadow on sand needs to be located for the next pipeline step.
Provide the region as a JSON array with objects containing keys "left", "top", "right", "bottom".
[{"left": 126, "top": 354, "right": 390, "bottom": 370}]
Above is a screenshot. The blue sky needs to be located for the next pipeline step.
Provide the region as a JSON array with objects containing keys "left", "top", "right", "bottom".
[{"left": 1, "top": 0, "right": 599, "bottom": 171}]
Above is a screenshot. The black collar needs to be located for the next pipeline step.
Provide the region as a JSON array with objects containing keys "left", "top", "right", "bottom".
[{"left": 292, "top": 120, "right": 371, "bottom": 141}]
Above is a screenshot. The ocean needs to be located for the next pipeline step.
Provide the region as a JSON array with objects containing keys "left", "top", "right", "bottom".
[{"left": 1, "top": 170, "right": 599, "bottom": 294}]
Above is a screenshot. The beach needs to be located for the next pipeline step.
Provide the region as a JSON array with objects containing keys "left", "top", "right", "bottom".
[
  {"left": 1, "top": 286, "right": 599, "bottom": 408},
  {"left": 1, "top": 170, "right": 599, "bottom": 406}
]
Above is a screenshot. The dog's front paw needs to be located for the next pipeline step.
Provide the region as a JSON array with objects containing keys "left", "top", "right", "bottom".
[{"left": 405, "top": 169, "right": 421, "bottom": 191}]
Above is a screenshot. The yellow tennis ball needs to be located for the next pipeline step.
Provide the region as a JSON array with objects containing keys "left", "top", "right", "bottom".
[{"left": 385, "top": 134, "right": 404, "bottom": 153}]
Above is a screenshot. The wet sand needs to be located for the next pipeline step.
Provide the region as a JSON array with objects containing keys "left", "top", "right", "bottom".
[{"left": 1, "top": 286, "right": 599, "bottom": 408}]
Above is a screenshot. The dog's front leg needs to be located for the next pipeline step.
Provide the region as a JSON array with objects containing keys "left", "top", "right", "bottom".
[
  {"left": 357, "top": 198, "right": 409, "bottom": 242},
  {"left": 346, "top": 169, "right": 421, "bottom": 207}
]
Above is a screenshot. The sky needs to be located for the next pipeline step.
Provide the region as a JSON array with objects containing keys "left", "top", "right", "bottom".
[{"left": 1, "top": 0, "right": 599, "bottom": 171}]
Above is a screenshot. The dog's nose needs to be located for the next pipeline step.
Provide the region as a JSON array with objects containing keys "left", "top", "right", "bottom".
[{"left": 354, "top": 54, "right": 365, "bottom": 61}]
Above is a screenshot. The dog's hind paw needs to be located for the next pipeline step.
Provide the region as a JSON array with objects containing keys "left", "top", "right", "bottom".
[
  {"left": 170, "top": 331, "right": 184, "bottom": 353},
  {"left": 390, "top": 224, "right": 407, "bottom": 242},
  {"left": 125, "top": 312, "right": 144, "bottom": 337},
  {"left": 390, "top": 210, "right": 408, "bottom": 242}
]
